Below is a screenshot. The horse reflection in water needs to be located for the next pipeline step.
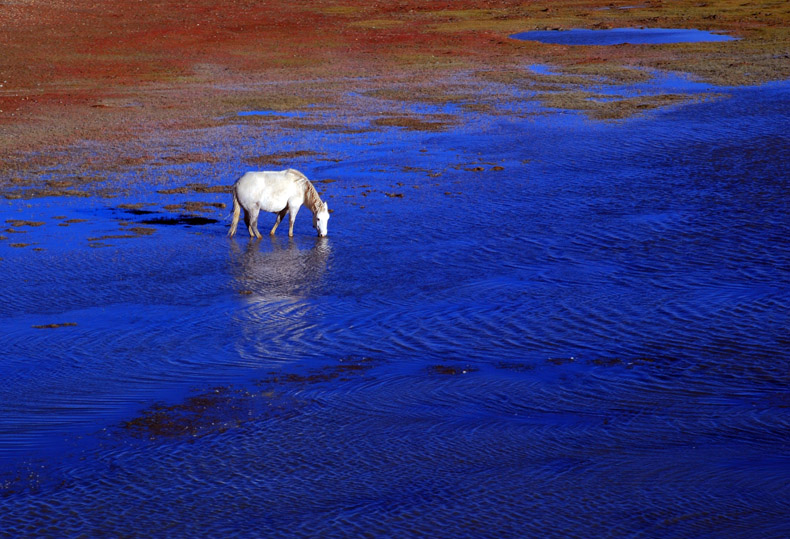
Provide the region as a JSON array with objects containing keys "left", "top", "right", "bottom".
[{"left": 228, "top": 236, "right": 332, "bottom": 362}]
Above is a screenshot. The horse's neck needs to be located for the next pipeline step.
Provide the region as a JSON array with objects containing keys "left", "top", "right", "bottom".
[{"left": 302, "top": 181, "right": 322, "bottom": 213}]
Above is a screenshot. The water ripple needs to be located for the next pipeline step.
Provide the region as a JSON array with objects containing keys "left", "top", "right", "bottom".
[{"left": 2, "top": 81, "right": 789, "bottom": 537}]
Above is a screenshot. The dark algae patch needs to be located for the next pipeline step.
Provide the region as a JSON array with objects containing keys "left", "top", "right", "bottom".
[
  {"left": 534, "top": 91, "right": 717, "bottom": 121},
  {"left": 156, "top": 184, "right": 230, "bottom": 195},
  {"left": 121, "top": 358, "right": 380, "bottom": 440},
  {"left": 5, "top": 220, "right": 45, "bottom": 228},
  {"left": 117, "top": 203, "right": 154, "bottom": 212},
  {"left": 87, "top": 226, "right": 157, "bottom": 242},
  {"left": 120, "top": 386, "right": 300, "bottom": 440},
  {"left": 256, "top": 358, "right": 381, "bottom": 387},
  {"left": 140, "top": 215, "right": 218, "bottom": 226},
  {"left": 246, "top": 150, "right": 324, "bottom": 167},
  {"left": 57, "top": 218, "right": 89, "bottom": 227},
  {"left": 32, "top": 323, "right": 78, "bottom": 329},
  {"left": 428, "top": 364, "right": 479, "bottom": 375},
  {"left": 161, "top": 201, "right": 226, "bottom": 213},
  {"left": 125, "top": 227, "right": 156, "bottom": 236},
  {"left": 373, "top": 115, "right": 457, "bottom": 132},
  {"left": 495, "top": 361, "right": 537, "bottom": 372}
]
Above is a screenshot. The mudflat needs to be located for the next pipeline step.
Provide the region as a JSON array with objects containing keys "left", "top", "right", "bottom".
[{"left": 2, "top": 0, "right": 788, "bottom": 191}]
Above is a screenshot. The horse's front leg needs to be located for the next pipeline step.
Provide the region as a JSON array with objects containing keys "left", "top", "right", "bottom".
[
  {"left": 270, "top": 208, "right": 288, "bottom": 236},
  {"left": 288, "top": 206, "right": 300, "bottom": 237}
]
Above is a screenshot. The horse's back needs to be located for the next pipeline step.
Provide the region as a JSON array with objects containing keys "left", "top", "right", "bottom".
[{"left": 235, "top": 169, "right": 304, "bottom": 213}]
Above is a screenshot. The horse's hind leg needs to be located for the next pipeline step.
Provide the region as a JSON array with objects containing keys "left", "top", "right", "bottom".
[
  {"left": 243, "top": 209, "right": 253, "bottom": 237},
  {"left": 270, "top": 208, "right": 288, "bottom": 236},
  {"left": 247, "top": 208, "right": 262, "bottom": 239}
]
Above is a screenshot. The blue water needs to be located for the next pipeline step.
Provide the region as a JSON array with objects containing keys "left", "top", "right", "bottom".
[
  {"left": 1, "top": 77, "right": 789, "bottom": 537},
  {"left": 511, "top": 28, "right": 737, "bottom": 45},
  {"left": 237, "top": 110, "right": 306, "bottom": 117}
]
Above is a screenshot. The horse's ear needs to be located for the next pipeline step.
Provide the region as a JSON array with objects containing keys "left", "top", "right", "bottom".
[{"left": 323, "top": 201, "right": 329, "bottom": 211}]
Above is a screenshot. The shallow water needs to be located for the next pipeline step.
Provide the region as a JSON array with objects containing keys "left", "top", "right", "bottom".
[
  {"left": 511, "top": 28, "right": 737, "bottom": 45},
  {"left": 1, "top": 75, "right": 789, "bottom": 537},
  {"left": 237, "top": 109, "right": 307, "bottom": 118}
]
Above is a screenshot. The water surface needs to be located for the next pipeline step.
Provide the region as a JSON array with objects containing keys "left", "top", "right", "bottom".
[
  {"left": 1, "top": 77, "right": 788, "bottom": 537},
  {"left": 511, "top": 28, "right": 737, "bottom": 45}
]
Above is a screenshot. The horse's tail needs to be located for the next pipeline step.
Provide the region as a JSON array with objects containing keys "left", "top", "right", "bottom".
[{"left": 228, "top": 184, "right": 241, "bottom": 237}]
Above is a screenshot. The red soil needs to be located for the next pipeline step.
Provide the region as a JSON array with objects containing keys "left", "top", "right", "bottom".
[{"left": 1, "top": 0, "right": 787, "bottom": 168}]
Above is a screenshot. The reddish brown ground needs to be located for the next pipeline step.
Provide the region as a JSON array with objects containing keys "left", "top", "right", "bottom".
[{"left": 1, "top": 0, "right": 788, "bottom": 187}]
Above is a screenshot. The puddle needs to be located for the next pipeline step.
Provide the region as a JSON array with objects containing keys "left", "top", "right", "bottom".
[
  {"left": 511, "top": 28, "right": 737, "bottom": 45},
  {"left": 596, "top": 3, "right": 647, "bottom": 10},
  {"left": 526, "top": 64, "right": 562, "bottom": 76}
]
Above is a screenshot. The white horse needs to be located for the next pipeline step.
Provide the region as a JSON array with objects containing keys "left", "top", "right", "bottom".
[{"left": 228, "top": 169, "right": 330, "bottom": 238}]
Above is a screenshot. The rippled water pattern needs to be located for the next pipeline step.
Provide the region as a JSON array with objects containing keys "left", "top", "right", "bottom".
[{"left": 1, "top": 79, "right": 789, "bottom": 537}]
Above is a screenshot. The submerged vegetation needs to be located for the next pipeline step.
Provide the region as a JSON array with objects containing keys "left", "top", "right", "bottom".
[{"left": 121, "top": 358, "right": 379, "bottom": 440}]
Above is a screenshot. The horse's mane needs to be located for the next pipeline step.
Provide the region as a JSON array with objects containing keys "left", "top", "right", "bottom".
[{"left": 286, "top": 168, "right": 323, "bottom": 211}]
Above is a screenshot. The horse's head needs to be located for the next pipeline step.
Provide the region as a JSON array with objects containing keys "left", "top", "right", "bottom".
[{"left": 313, "top": 202, "right": 330, "bottom": 237}]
